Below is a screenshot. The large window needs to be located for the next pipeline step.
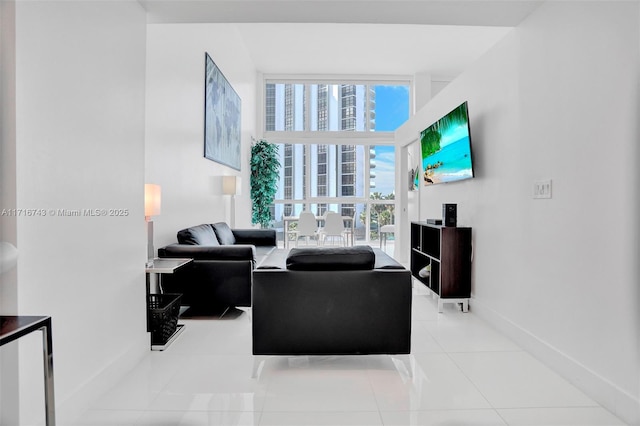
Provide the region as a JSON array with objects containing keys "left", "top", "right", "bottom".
[
  {"left": 265, "top": 83, "right": 305, "bottom": 131},
  {"left": 270, "top": 143, "right": 396, "bottom": 243},
  {"left": 262, "top": 78, "right": 409, "bottom": 243},
  {"left": 265, "top": 81, "right": 409, "bottom": 133}
]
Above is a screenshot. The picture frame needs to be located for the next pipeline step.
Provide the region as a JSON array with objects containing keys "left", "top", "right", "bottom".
[{"left": 204, "top": 52, "right": 241, "bottom": 170}]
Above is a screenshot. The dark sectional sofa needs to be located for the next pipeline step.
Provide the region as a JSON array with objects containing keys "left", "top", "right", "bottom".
[
  {"left": 252, "top": 245, "right": 412, "bottom": 356},
  {"left": 157, "top": 222, "right": 276, "bottom": 311}
]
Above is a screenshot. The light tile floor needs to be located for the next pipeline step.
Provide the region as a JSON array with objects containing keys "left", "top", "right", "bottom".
[{"left": 72, "top": 284, "right": 627, "bottom": 426}]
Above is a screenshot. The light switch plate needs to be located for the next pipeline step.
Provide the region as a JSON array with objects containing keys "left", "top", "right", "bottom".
[{"left": 533, "top": 179, "right": 552, "bottom": 199}]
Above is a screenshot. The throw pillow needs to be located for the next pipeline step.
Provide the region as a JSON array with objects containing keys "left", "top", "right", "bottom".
[
  {"left": 212, "top": 222, "right": 236, "bottom": 245},
  {"left": 286, "top": 245, "right": 375, "bottom": 271},
  {"left": 177, "top": 224, "right": 220, "bottom": 246}
]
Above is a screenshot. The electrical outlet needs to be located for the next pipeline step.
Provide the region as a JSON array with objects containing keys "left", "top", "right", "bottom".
[{"left": 533, "top": 179, "right": 552, "bottom": 199}]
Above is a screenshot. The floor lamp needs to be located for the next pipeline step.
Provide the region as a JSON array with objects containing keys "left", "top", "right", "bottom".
[
  {"left": 144, "top": 184, "right": 161, "bottom": 267},
  {"left": 222, "top": 176, "right": 240, "bottom": 228}
]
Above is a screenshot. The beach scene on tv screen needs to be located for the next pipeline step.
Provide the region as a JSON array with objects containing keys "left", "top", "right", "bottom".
[{"left": 420, "top": 102, "right": 473, "bottom": 185}]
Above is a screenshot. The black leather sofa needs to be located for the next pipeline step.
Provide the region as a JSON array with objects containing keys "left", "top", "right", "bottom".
[
  {"left": 252, "top": 246, "right": 412, "bottom": 356},
  {"left": 158, "top": 222, "right": 276, "bottom": 311}
]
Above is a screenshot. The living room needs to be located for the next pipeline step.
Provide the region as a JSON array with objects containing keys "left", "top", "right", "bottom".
[{"left": 1, "top": 1, "right": 639, "bottom": 425}]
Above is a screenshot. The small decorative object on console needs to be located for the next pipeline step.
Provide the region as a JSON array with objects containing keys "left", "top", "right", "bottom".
[
  {"left": 442, "top": 203, "right": 457, "bottom": 227},
  {"left": 418, "top": 264, "right": 431, "bottom": 278}
]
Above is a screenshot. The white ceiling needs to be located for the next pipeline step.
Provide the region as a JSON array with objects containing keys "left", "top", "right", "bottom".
[
  {"left": 233, "top": 23, "right": 512, "bottom": 76},
  {"left": 141, "top": 0, "right": 542, "bottom": 77}
]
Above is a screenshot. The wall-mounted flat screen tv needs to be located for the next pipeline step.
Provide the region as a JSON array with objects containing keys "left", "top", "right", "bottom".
[{"left": 420, "top": 101, "right": 474, "bottom": 186}]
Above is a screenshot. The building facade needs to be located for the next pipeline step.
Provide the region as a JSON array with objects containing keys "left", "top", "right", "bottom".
[{"left": 265, "top": 83, "right": 377, "bottom": 221}]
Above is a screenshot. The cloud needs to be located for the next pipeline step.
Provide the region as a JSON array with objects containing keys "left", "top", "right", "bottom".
[{"left": 372, "top": 148, "right": 396, "bottom": 196}]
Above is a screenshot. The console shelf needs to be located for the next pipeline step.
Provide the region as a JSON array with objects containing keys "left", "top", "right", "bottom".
[{"left": 410, "top": 222, "right": 472, "bottom": 312}]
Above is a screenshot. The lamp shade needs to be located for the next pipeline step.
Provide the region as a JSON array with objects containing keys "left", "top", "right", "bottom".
[
  {"left": 144, "top": 184, "right": 161, "bottom": 218},
  {"left": 222, "top": 176, "right": 240, "bottom": 196}
]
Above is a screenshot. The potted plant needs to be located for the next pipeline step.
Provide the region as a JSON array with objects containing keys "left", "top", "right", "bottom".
[{"left": 250, "top": 139, "right": 280, "bottom": 228}]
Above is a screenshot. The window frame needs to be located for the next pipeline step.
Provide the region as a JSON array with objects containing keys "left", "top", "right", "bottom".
[
  {"left": 259, "top": 74, "right": 411, "bottom": 242},
  {"left": 260, "top": 75, "right": 413, "bottom": 142}
]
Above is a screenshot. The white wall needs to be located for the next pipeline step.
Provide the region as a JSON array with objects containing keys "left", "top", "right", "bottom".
[
  {"left": 7, "top": 2, "right": 148, "bottom": 424},
  {"left": 146, "top": 24, "right": 258, "bottom": 249},
  {"left": 0, "top": 1, "right": 20, "bottom": 423},
  {"left": 0, "top": 0, "right": 17, "bottom": 304},
  {"left": 397, "top": 2, "right": 640, "bottom": 423}
]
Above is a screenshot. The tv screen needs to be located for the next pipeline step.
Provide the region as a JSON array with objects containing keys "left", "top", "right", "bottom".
[{"left": 420, "top": 101, "right": 474, "bottom": 186}]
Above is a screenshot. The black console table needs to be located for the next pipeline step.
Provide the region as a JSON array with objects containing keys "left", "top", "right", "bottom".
[
  {"left": 410, "top": 222, "right": 472, "bottom": 312},
  {"left": 0, "top": 316, "right": 55, "bottom": 425}
]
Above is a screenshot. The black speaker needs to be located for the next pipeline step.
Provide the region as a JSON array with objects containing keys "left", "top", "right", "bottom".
[{"left": 442, "top": 204, "right": 457, "bottom": 227}]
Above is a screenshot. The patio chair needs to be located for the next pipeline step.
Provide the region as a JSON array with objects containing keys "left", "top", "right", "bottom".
[
  {"left": 292, "top": 211, "right": 319, "bottom": 246},
  {"left": 319, "top": 211, "right": 347, "bottom": 246}
]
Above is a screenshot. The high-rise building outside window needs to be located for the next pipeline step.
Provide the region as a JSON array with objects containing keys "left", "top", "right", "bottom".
[
  {"left": 266, "top": 82, "right": 408, "bottom": 133},
  {"left": 263, "top": 79, "right": 409, "bottom": 242}
]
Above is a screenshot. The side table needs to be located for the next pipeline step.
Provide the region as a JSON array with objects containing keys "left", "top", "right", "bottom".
[
  {"left": 0, "top": 316, "right": 55, "bottom": 425},
  {"left": 145, "top": 258, "right": 192, "bottom": 350}
]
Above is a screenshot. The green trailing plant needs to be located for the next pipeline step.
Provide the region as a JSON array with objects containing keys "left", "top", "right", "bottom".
[{"left": 250, "top": 139, "right": 281, "bottom": 228}]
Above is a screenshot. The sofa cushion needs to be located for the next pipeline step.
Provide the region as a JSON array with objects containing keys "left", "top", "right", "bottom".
[
  {"left": 233, "top": 228, "right": 277, "bottom": 247},
  {"left": 177, "top": 224, "right": 220, "bottom": 246},
  {"left": 212, "top": 222, "right": 236, "bottom": 245},
  {"left": 160, "top": 243, "right": 254, "bottom": 261},
  {"left": 286, "top": 246, "right": 375, "bottom": 271}
]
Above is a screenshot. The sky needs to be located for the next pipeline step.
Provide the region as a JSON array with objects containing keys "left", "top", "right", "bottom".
[
  {"left": 374, "top": 85, "right": 410, "bottom": 132},
  {"left": 373, "top": 145, "right": 396, "bottom": 196},
  {"left": 372, "top": 85, "right": 409, "bottom": 196}
]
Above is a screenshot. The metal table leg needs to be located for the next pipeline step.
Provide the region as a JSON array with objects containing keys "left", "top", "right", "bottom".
[
  {"left": 40, "top": 318, "right": 56, "bottom": 426},
  {"left": 1, "top": 316, "right": 56, "bottom": 426}
]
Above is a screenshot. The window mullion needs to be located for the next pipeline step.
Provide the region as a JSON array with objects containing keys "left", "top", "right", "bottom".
[
  {"left": 304, "top": 144, "right": 310, "bottom": 211},
  {"left": 365, "top": 84, "right": 370, "bottom": 133}
]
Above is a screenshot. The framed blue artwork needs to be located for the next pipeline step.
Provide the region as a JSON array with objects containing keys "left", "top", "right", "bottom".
[{"left": 204, "top": 52, "right": 241, "bottom": 170}]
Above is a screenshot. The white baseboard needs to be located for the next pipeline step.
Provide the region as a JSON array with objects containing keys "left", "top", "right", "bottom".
[
  {"left": 55, "top": 338, "right": 148, "bottom": 425},
  {"left": 471, "top": 297, "right": 640, "bottom": 425}
]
